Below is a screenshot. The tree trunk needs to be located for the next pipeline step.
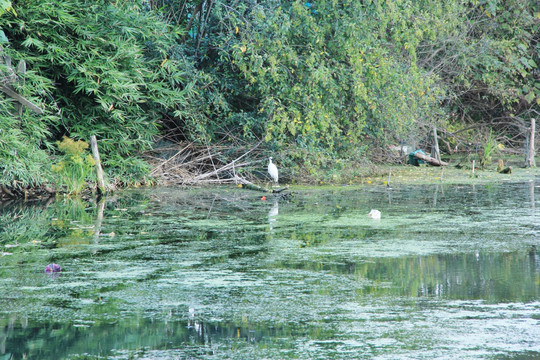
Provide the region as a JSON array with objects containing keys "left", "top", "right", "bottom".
[{"left": 182, "top": 2, "right": 203, "bottom": 42}]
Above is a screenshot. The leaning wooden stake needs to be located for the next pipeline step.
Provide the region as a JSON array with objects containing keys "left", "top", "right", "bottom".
[
  {"left": 90, "top": 135, "right": 106, "bottom": 195},
  {"left": 0, "top": 54, "right": 44, "bottom": 114},
  {"left": 432, "top": 126, "right": 441, "bottom": 162},
  {"left": 526, "top": 118, "right": 536, "bottom": 167}
]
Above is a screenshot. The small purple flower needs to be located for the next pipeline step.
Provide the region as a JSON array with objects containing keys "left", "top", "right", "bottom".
[{"left": 44, "top": 263, "right": 62, "bottom": 273}]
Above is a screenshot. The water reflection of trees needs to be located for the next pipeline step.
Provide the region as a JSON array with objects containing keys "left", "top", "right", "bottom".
[
  {"left": 1, "top": 315, "right": 321, "bottom": 359},
  {"left": 0, "top": 198, "right": 100, "bottom": 249},
  {"left": 0, "top": 193, "right": 157, "bottom": 252},
  {"left": 269, "top": 250, "right": 540, "bottom": 303}
]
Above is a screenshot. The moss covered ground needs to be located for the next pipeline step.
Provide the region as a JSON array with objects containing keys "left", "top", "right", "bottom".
[{"left": 292, "top": 156, "right": 540, "bottom": 187}]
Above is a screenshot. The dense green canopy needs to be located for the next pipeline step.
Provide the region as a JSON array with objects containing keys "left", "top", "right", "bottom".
[{"left": 0, "top": 0, "right": 538, "bottom": 189}]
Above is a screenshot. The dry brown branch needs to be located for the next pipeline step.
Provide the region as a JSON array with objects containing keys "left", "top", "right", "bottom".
[
  {"left": 145, "top": 139, "right": 267, "bottom": 186},
  {"left": 192, "top": 140, "right": 263, "bottom": 181},
  {"left": 167, "top": 152, "right": 222, "bottom": 172},
  {"left": 193, "top": 160, "right": 253, "bottom": 181},
  {"left": 149, "top": 143, "right": 192, "bottom": 175}
]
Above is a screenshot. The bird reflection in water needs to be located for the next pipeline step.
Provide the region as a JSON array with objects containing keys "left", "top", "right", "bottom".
[
  {"left": 268, "top": 199, "right": 279, "bottom": 230},
  {"left": 188, "top": 307, "right": 202, "bottom": 335}
]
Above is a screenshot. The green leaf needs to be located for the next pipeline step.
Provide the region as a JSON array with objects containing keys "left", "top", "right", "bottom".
[
  {"left": 0, "top": 29, "right": 8, "bottom": 43},
  {"left": 520, "top": 57, "right": 532, "bottom": 69}
]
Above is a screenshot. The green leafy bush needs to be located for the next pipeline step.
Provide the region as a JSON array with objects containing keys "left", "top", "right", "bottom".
[
  {"left": 0, "top": 0, "right": 190, "bottom": 184},
  {"left": 157, "top": 1, "right": 443, "bottom": 159},
  {"left": 154, "top": 0, "right": 539, "bottom": 156}
]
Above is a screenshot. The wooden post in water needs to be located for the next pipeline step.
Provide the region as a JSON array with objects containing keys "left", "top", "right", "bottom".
[
  {"left": 90, "top": 135, "right": 106, "bottom": 195},
  {"left": 432, "top": 126, "right": 441, "bottom": 163},
  {"left": 526, "top": 118, "right": 536, "bottom": 167}
]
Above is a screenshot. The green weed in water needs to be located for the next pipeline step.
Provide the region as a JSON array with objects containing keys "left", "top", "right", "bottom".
[
  {"left": 480, "top": 131, "right": 499, "bottom": 169},
  {"left": 52, "top": 137, "right": 96, "bottom": 194}
]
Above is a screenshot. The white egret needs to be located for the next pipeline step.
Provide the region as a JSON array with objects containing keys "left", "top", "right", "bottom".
[
  {"left": 268, "top": 157, "right": 278, "bottom": 185},
  {"left": 368, "top": 209, "right": 381, "bottom": 219}
]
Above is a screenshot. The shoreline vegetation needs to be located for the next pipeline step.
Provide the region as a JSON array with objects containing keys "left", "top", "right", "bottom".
[
  {"left": 145, "top": 139, "right": 538, "bottom": 187},
  {"left": 0, "top": 1, "right": 538, "bottom": 198},
  {"left": 1, "top": 137, "right": 538, "bottom": 200}
]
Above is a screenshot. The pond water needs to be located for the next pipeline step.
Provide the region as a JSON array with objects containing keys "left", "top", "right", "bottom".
[{"left": 1, "top": 182, "right": 540, "bottom": 359}]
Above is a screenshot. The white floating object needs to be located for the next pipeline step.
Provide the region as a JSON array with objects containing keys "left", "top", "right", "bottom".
[{"left": 368, "top": 209, "right": 381, "bottom": 219}]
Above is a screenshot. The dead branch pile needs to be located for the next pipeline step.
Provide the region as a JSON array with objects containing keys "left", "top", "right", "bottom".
[{"left": 144, "top": 140, "right": 268, "bottom": 185}]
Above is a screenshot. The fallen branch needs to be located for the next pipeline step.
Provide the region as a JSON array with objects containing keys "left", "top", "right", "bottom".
[
  {"left": 192, "top": 160, "right": 254, "bottom": 181},
  {"left": 0, "top": 84, "right": 44, "bottom": 114},
  {"left": 167, "top": 152, "right": 221, "bottom": 173},
  {"left": 193, "top": 140, "right": 263, "bottom": 181},
  {"left": 149, "top": 142, "right": 192, "bottom": 175},
  {"left": 413, "top": 152, "right": 448, "bottom": 166},
  {"left": 145, "top": 140, "right": 268, "bottom": 186},
  {"left": 1, "top": 185, "right": 14, "bottom": 198},
  {"left": 233, "top": 175, "right": 288, "bottom": 193}
]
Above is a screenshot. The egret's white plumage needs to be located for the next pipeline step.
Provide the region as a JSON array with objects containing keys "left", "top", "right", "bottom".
[
  {"left": 368, "top": 209, "right": 381, "bottom": 219},
  {"left": 268, "top": 157, "right": 278, "bottom": 184}
]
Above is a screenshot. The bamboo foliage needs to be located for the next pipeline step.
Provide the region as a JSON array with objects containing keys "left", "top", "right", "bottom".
[{"left": 0, "top": 0, "right": 192, "bottom": 185}]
